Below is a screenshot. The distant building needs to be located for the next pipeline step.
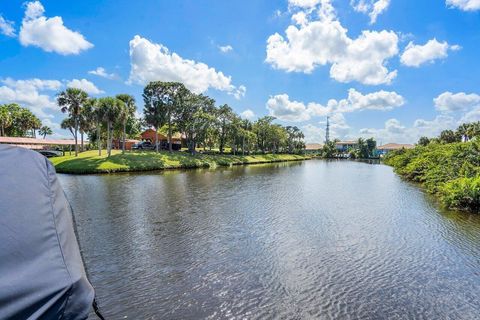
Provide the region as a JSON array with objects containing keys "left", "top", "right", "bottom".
[
  {"left": 377, "top": 143, "right": 414, "bottom": 155},
  {"left": 112, "top": 139, "right": 141, "bottom": 150},
  {"left": 305, "top": 143, "right": 324, "bottom": 154},
  {"left": 0, "top": 136, "right": 77, "bottom": 150},
  {"left": 139, "top": 129, "right": 183, "bottom": 149},
  {"left": 335, "top": 140, "right": 358, "bottom": 152}
]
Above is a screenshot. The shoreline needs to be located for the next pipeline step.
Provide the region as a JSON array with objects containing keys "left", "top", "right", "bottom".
[{"left": 50, "top": 150, "right": 311, "bottom": 174}]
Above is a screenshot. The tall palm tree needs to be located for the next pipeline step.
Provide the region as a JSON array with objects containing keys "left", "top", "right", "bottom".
[
  {"left": 98, "top": 97, "right": 122, "bottom": 157},
  {"left": 38, "top": 126, "right": 53, "bottom": 139},
  {"left": 57, "top": 88, "right": 89, "bottom": 156},
  {"left": 84, "top": 98, "right": 104, "bottom": 156},
  {"left": 116, "top": 94, "right": 136, "bottom": 154}
]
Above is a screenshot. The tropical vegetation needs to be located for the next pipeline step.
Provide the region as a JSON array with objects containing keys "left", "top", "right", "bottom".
[
  {"left": 0, "top": 103, "right": 42, "bottom": 137},
  {"left": 385, "top": 122, "right": 480, "bottom": 213},
  {"left": 54, "top": 81, "right": 306, "bottom": 158}
]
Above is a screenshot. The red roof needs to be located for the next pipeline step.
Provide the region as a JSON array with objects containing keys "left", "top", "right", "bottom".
[
  {"left": 378, "top": 143, "right": 414, "bottom": 150},
  {"left": 0, "top": 137, "right": 77, "bottom": 145}
]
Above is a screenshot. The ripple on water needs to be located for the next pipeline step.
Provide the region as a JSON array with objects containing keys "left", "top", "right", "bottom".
[{"left": 58, "top": 161, "right": 480, "bottom": 319}]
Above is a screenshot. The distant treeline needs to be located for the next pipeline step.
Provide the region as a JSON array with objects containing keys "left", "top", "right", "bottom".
[{"left": 385, "top": 122, "right": 480, "bottom": 213}]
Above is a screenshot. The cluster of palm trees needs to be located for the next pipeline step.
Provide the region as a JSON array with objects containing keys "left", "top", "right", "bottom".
[
  {"left": 58, "top": 88, "right": 137, "bottom": 157},
  {"left": 142, "top": 81, "right": 306, "bottom": 155},
  {"left": 0, "top": 103, "right": 47, "bottom": 138},
  {"left": 418, "top": 122, "right": 480, "bottom": 145}
]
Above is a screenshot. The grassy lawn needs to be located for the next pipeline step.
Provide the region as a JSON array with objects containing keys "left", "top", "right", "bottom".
[{"left": 50, "top": 150, "right": 310, "bottom": 174}]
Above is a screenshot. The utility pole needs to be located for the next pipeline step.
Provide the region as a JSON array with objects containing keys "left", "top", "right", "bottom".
[{"left": 325, "top": 116, "right": 330, "bottom": 144}]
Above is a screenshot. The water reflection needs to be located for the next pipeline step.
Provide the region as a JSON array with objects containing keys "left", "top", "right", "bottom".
[{"left": 59, "top": 160, "right": 480, "bottom": 319}]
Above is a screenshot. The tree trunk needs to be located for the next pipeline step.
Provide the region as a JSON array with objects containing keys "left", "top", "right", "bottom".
[
  {"left": 168, "top": 116, "right": 172, "bottom": 153},
  {"left": 107, "top": 121, "right": 111, "bottom": 157},
  {"left": 97, "top": 119, "right": 102, "bottom": 156},
  {"left": 155, "top": 127, "right": 159, "bottom": 152},
  {"left": 81, "top": 131, "right": 84, "bottom": 152},
  {"left": 122, "top": 120, "right": 126, "bottom": 154},
  {"left": 242, "top": 136, "right": 245, "bottom": 156},
  {"left": 74, "top": 117, "right": 79, "bottom": 157}
]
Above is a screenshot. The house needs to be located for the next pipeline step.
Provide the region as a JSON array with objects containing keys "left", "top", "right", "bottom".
[
  {"left": 377, "top": 143, "right": 414, "bottom": 155},
  {"left": 112, "top": 139, "right": 141, "bottom": 150},
  {"left": 335, "top": 140, "right": 358, "bottom": 153},
  {"left": 139, "top": 129, "right": 183, "bottom": 150},
  {"left": 305, "top": 143, "right": 324, "bottom": 154}
]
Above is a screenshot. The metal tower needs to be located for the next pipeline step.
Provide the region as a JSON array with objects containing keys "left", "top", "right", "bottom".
[{"left": 325, "top": 116, "right": 330, "bottom": 144}]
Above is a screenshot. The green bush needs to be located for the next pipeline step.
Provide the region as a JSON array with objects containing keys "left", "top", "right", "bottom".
[
  {"left": 440, "top": 176, "right": 480, "bottom": 212},
  {"left": 384, "top": 140, "right": 480, "bottom": 212}
]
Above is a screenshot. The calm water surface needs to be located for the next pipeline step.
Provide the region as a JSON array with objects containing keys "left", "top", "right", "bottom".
[{"left": 58, "top": 160, "right": 480, "bottom": 319}]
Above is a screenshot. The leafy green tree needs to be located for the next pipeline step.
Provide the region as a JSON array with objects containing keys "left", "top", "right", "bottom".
[
  {"left": 322, "top": 140, "right": 337, "bottom": 158},
  {"left": 217, "top": 104, "right": 234, "bottom": 154},
  {"left": 253, "top": 116, "right": 275, "bottom": 153},
  {"left": 0, "top": 104, "right": 13, "bottom": 136},
  {"left": 439, "top": 129, "right": 459, "bottom": 144},
  {"left": 177, "top": 92, "right": 215, "bottom": 154},
  {"left": 143, "top": 83, "right": 167, "bottom": 152},
  {"left": 418, "top": 136, "right": 430, "bottom": 146},
  {"left": 57, "top": 88, "right": 89, "bottom": 156},
  {"left": 38, "top": 126, "right": 53, "bottom": 139}
]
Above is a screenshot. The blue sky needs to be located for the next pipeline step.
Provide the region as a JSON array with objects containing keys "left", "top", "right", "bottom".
[{"left": 1, "top": 0, "right": 480, "bottom": 143}]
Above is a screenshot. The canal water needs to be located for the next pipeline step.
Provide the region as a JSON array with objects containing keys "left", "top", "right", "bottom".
[{"left": 58, "top": 160, "right": 480, "bottom": 319}]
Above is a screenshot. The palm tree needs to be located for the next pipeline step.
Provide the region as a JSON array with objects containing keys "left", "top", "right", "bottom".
[
  {"left": 116, "top": 94, "right": 136, "bottom": 154},
  {"left": 98, "top": 97, "right": 122, "bottom": 157},
  {"left": 39, "top": 126, "right": 53, "bottom": 139},
  {"left": 57, "top": 88, "right": 89, "bottom": 156}
]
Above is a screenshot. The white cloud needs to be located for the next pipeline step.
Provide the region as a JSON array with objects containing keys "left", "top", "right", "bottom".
[
  {"left": 66, "top": 79, "right": 104, "bottom": 95},
  {"left": 360, "top": 115, "right": 458, "bottom": 143},
  {"left": 446, "top": 0, "right": 480, "bottom": 11},
  {"left": 0, "top": 78, "right": 61, "bottom": 118},
  {"left": 400, "top": 39, "right": 460, "bottom": 67},
  {"left": 240, "top": 109, "right": 256, "bottom": 120},
  {"left": 266, "top": 88, "right": 403, "bottom": 122},
  {"left": 0, "top": 15, "right": 16, "bottom": 37},
  {"left": 218, "top": 45, "right": 233, "bottom": 53},
  {"left": 302, "top": 123, "right": 326, "bottom": 143},
  {"left": 288, "top": 0, "right": 322, "bottom": 9},
  {"left": 331, "top": 88, "right": 405, "bottom": 113},
  {"left": 267, "top": 94, "right": 314, "bottom": 122},
  {"left": 19, "top": 1, "right": 93, "bottom": 55},
  {"left": 351, "top": 0, "right": 391, "bottom": 24},
  {"left": 434, "top": 91, "right": 480, "bottom": 112},
  {"left": 88, "top": 67, "right": 118, "bottom": 80},
  {"left": 232, "top": 85, "right": 246, "bottom": 100},
  {"left": 460, "top": 106, "right": 480, "bottom": 123},
  {"left": 128, "top": 35, "right": 245, "bottom": 98},
  {"left": 266, "top": 1, "right": 399, "bottom": 85}
]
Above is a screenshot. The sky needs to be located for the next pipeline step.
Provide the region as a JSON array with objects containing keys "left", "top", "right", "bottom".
[{"left": 1, "top": 0, "right": 480, "bottom": 144}]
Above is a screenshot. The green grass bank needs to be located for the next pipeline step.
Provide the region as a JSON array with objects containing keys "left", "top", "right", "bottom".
[
  {"left": 50, "top": 150, "right": 310, "bottom": 174},
  {"left": 384, "top": 141, "right": 480, "bottom": 213}
]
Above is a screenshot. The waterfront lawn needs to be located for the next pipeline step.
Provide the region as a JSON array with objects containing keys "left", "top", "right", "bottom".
[{"left": 50, "top": 150, "right": 309, "bottom": 174}]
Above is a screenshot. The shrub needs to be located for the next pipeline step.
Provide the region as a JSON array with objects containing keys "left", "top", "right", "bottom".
[{"left": 440, "top": 176, "right": 480, "bottom": 213}]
